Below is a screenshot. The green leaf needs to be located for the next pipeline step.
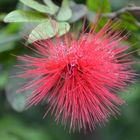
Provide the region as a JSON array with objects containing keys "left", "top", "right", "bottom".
[
  {"left": 0, "top": 68, "right": 8, "bottom": 89},
  {"left": 0, "top": 13, "right": 6, "bottom": 21},
  {"left": 43, "top": 0, "right": 59, "bottom": 14},
  {"left": 28, "top": 20, "right": 70, "bottom": 43},
  {"left": 87, "top": 11, "right": 96, "bottom": 22},
  {"left": 119, "top": 12, "right": 139, "bottom": 31},
  {"left": 3, "top": 23, "right": 21, "bottom": 33},
  {"left": 6, "top": 65, "right": 32, "bottom": 112},
  {"left": 4, "top": 10, "right": 47, "bottom": 23},
  {"left": 86, "top": 0, "right": 110, "bottom": 30},
  {"left": 0, "top": 34, "right": 20, "bottom": 52},
  {"left": 86, "top": 0, "right": 111, "bottom": 13},
  {"left": 57, "top": 21, "right": 70, "bottom": 36},
  {"left": 120, "top": 82, "right": 140, "bottom": 103},
  {"left": 56, "top": 0, "right": 72, "bottom": 21},
  {"left": 28, "top": 20, "right": 57, "bottom": 43},
  {"left": 69, "top": 2, "right": 87, "bottom": 23},
  {"left": 6, "top": 87, "right": 30, "bottom": 112},
  {"left": 0, "top": 115, "right": 51, "bottom": 140},
  {"left": 56, "top": 7, "right": 72, "bottom": 21},
  {"left": 20, "top": 0, "right": 55, "bottom": 15}
]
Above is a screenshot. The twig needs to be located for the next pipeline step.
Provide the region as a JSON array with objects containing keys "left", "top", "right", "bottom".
[
  {"left": 101, "top": 6, "right": 140, "bottom": 18},
  {"left": 100, "top": 6, "right": 140, "bottom": 27}
]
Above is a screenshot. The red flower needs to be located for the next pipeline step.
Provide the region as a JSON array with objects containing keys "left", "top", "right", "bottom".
[{"left": 17, "top": 20, "right": 136, "bottom": 131}]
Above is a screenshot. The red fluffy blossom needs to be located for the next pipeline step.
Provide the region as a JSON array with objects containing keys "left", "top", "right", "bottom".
[{"left": 17, "top": 20, "right": 136, "bottom": 131}]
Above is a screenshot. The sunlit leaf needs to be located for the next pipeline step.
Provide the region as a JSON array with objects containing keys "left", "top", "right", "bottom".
[
  {"left": 57, "top": 21, "right": 70, "bottom": 36},
  {"left": 43, "top": 0, "right": 59, "bottom": 14},
  {"left": 56, "top": 0, "right": 72, "bottom": 21},
  {"left": 4, "top": 10, "right": 47, "bottom": 23},
  {"left": 20, "top": 0, "right": 55, "bottom": 15},
  {"left": 28, "top": 20, "right": 70, "bottom": 43},
  {"left": 28, "top": 19, "right": 57, "bottom": 43}
]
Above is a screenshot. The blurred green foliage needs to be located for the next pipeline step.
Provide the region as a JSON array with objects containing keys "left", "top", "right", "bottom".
[
  {"left": 1, "top": 0, "right": 140, "bottom": 140},
  {"left": 87, "top": 0, "right": 111, "bottom": 13}
]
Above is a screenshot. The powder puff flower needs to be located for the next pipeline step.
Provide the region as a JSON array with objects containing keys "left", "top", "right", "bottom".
[{"left": 17, "top": 20, "right": 136, "bottom": 131}]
